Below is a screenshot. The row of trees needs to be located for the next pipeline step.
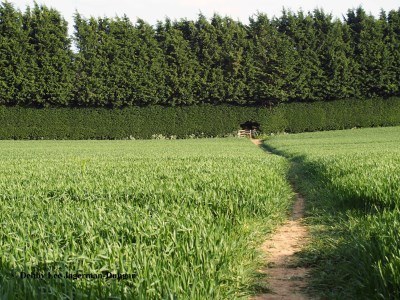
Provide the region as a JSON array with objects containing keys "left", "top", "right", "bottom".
[{"left": 1, "top": 1, "right": 400, "bottom": 107}]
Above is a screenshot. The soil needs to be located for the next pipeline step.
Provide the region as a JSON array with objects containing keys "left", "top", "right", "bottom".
[
  {"left": 251, "top": 138, "right": 311, "bottom": 300},
  {"left": 251, "top": 139, "right": 264, "bottom": 146}
]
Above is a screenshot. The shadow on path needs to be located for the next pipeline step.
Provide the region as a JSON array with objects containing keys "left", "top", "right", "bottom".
[{"left": 251, "top": 139, "right": 313, "bottom": 300}]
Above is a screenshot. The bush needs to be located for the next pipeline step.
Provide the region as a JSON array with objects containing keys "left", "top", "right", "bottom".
[
  {"left": 1, "top": 98, "right": 400, "bottom": 139},
  {"left": 262, "top": 97, "right": 400, "bottom": 134},
  {"left": 0, "top": 105, "right": 262, "bottom": 139}
]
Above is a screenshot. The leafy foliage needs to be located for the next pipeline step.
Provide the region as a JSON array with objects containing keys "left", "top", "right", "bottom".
[
  {"left": 23, "top": 3, "right": 74, "bottom": 106},
  {"left": 0, "top": 1, "right": 34, "bottom": 104},
  {"left": 1, "top": 2, "right": 400, "bottom": 107},
  {"left": 1, "top": 98, "right": 400, "bottom": 139}
]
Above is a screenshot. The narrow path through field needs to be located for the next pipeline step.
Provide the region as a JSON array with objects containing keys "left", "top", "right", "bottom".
[{"left": 251, "top": 138, "right": 312, "bottom": 300}]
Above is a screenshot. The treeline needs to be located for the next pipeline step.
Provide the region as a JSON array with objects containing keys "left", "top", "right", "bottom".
[{"left": 1, "top": 1, "right": 400, "bottom": 107}]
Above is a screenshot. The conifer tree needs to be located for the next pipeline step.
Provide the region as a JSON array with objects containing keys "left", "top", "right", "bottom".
[
  {"left": 247, "top": 13, "right": 296, "bottom": 105},
  {"left": 2, "top": 3, "right": 400, "bottom": 107},
  {"left": 132, "top": 19, "right": 167, "bottom": 105},
  {"left": 381, "top": 9, "right": 400, "bottom": 96},
  {"left": 104, "top": 16, "right": 139, "bottom": 107},
  {"left": 211, "top": 15, "right": 249, "bottom": 104},
  {"left": 73, "top": 15, "right": 110, "bottom": 106},
  {"left": 23, "top": 3, "right": 74, "bottom": 106},
  {"left": 276, "top": 10, "right": 326, "bottom": 101},
  {"left": 192, "top": 14, "right": 224, "bottom": 103},
  {"left": 156, "top": 18, "right": 199, "bottom": 105},
  {"left": 346, "top": 7, "right": 393, "bottom": 97},
  {"left": 0, "top": 1, "right": 34, "bottom": 105},
  {"left": 312, "top": 10, "right": 356, "bottom": 99}
]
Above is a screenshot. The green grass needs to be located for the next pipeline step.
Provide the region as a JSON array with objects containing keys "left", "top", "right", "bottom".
[
  {"left": 264, "top": 126, "right": 400, "bottom": 299},
  {"left": 0, "top": 138, "right": 293, "bottom": 299}
]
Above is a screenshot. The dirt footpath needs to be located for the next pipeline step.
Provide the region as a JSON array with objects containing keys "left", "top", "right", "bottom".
[{"left": 251, "top": 139, "right": 311, "bottom": 300}]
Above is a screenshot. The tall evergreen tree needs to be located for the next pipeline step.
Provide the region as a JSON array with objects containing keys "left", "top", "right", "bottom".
[
  {"left": 132, "top": 19, "right": 167, "bottom": 105},
  {"left": 156, "top": 18, "right": 199, "bottom": 105},
  {"left": 346, "top": 7, "right": 394, "bottom": 97},
  {"left": 211, "top": 15, "right": 249, "bottom": 104},
  {"left": 247, "top": 13, "right": 297, "bottom": 105},
  {"left": 382, "top": 9, "right": 400, "bottom": 96},
  {"left": 276, "top": 10, "right": 326, "bottom": 101},
  {"left": 312, "top": 10, "right": 357, "bottom": 99},
  {"left": 191, "top": 14, "right": 224, "bottom": 103},
  {"left": 23, "top": 3, "right": 74, "bottom": 106},
  {"left": 2, "top": 3, "right": 400, "bottom": 107},
  {"left": 0, "top": 1, "right": 34, "bottom": 105},
  {"left": 73, "top": 15, "right": 110, "bottom": 106},
  {"left": 102, "top": 16, "right": 142, "bottom": 107}
]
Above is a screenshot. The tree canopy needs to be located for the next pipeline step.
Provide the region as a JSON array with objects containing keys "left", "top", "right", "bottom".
[{"left": 1, "top": 1, "right": 399, "bottom": 107}]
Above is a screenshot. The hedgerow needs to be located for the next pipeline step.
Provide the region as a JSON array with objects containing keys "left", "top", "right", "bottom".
[{"left": 1, "top": 98, "right": 399, "bottom": 139}]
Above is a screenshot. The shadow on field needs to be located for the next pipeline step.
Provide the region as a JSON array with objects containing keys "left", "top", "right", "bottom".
[
  {"left": 259, "top": 141, "right": 381, "bottom": 212},
  {"left": 0, "top": 264, "right": 121, "bottom": 300},
  {"left": 257, "top": 139, "right": 399, "bottom": 299}
]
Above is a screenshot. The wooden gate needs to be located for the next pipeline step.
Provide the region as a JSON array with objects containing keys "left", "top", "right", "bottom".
[{"left": 237, "top": 129, "right": 256, "bottom": 138}]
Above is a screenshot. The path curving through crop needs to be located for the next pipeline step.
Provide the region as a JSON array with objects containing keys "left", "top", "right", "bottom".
[{"left": 251, "top": 138, "right": 312, "bottom": 300}]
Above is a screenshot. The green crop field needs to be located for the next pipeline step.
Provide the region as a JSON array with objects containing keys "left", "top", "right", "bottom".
[
  {"left": 265, "top": 126, "right": 400, "bottom": 299},
  {"left": 0, "top": 138, "right": 293, "bottom": 299},
  {"left": 2, "top": 127, "right": 399, "bottom": 299}
]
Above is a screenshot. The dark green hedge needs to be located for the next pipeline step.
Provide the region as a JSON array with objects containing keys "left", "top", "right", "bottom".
[
  {"left": 0, "top": 105, "right": 264, "bottom": 139},
  {"left": 262, "top": 97, "right": 400, "bottom": 133},
  {"left": 1, "top": 98, "right": 400, "bottom": 139}
]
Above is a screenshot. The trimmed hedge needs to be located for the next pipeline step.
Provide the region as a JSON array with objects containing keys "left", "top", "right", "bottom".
[
  {"left": 263, "top": 97, "right": 400, "bottom": 133},
  {"left": 0, "top": 106, "right": 264, "bottom": 139},
  {"left": 1, "top": 98, "right": 400, "bottom": 139}
]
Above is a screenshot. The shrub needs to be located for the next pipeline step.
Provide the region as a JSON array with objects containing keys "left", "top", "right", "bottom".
[{"left": 1, "top": 98, "right": 400, "bottom": 139}]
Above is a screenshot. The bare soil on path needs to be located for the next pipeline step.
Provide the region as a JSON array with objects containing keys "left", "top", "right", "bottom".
[{"left": 251, "top": 138, "right": 312, "bottom": 300}]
